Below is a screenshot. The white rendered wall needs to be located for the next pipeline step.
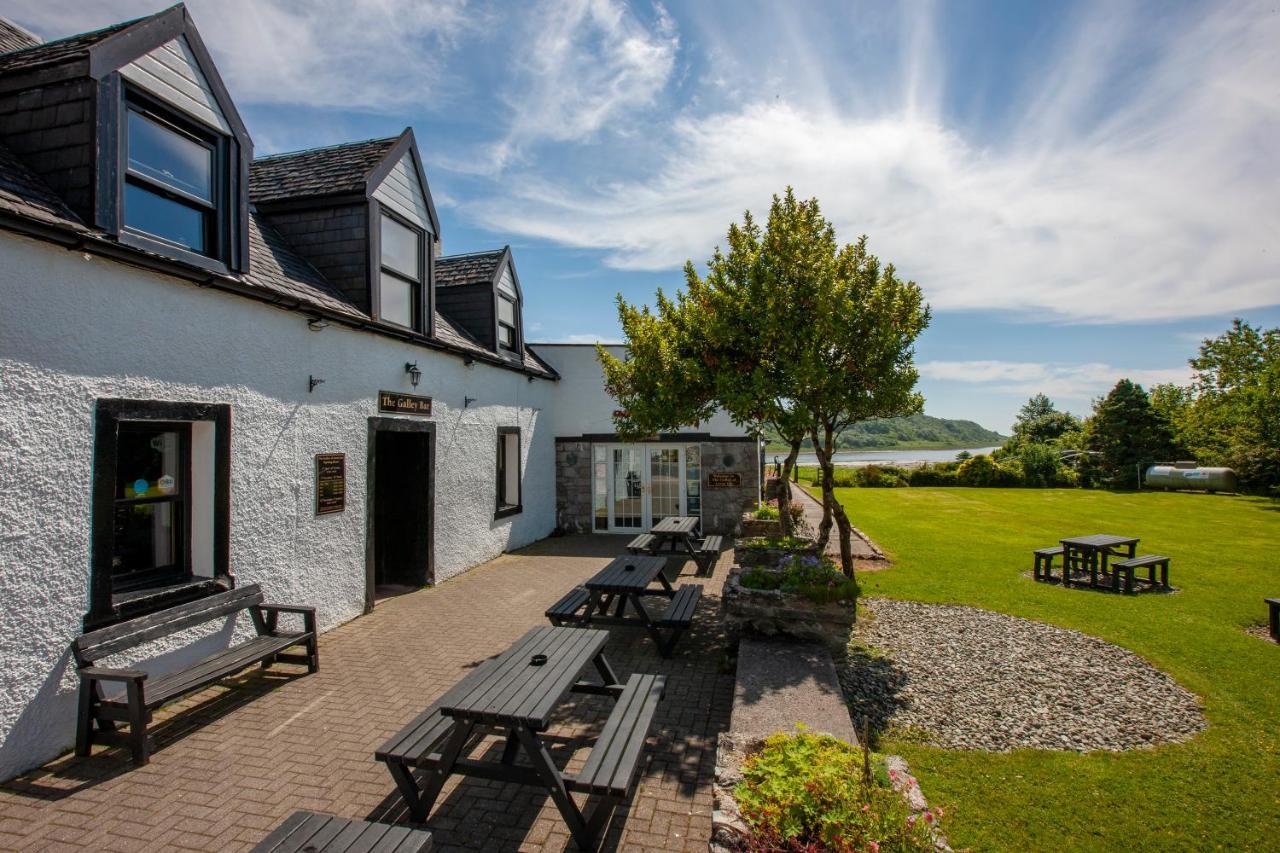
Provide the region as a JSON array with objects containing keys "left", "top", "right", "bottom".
[
  {"left": 0, "top": 233, "right": 555, "bottom": 779},
  {"left": 532, "top": 344, "right": 746, "bottom": 438}
]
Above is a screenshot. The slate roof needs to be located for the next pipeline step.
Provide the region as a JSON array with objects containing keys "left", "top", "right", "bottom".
[
  {"left": 0, "top": 141, "right": 87, "bottom": 231},
  {"left": 249, "top": 137, "right": 400, "bottom": 204},
  {"left": 0, "top": 18, "right": 42, "bottom": 55},
  {"left": 435, "top": 249, "right": 505, "bottom": 288},
  {"left": 0, "top": 16, "right": 138, "bottom": 74}
]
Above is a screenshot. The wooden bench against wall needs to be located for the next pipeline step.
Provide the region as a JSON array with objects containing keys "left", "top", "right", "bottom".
[{"left": 71, "top": 583, "right": 318, "bottom": 766}]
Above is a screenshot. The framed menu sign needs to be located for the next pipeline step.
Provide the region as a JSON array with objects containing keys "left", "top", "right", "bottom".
[{"left": 315, "top": 453, "right": 346, "bottom": 515}]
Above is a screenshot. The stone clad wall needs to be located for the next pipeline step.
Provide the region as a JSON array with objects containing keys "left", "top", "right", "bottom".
[
  {"left": 554, "top": 438, "right": 759, "bottom": 535},
  {"left": 555, "top": 440, "right": 594, "bottom": 533}
]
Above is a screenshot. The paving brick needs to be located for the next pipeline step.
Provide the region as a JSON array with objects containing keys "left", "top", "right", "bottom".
[{"left": 0, "top": 535, "right": 734, "bottom": 851}]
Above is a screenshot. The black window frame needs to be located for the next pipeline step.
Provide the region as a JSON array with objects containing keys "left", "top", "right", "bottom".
[
  {"left": 495, "top": 426, "right": 523, "bottom": 519},
  {"left": 118, "top": 87, "right": 231, "bottom": 270},
  {"left": 88, "top": 399, "right": 232, "bottom": 629},
  {"left": 374, "top": 207, "right": 427, "bottom": 333}
]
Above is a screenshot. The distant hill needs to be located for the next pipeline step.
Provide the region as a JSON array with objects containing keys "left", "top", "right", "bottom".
[{"left": 765, "top": 413, "right": 1006, "bottom": 450}]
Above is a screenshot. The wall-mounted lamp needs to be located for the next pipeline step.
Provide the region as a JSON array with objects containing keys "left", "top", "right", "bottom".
[
  {"left": 463, "top": 354, "right": 475, "bottom": 367},
  {"left": 527, "top": 375, "right": 536, "bottom": 383},
  {"left": 307, "top": 317, "right": 329, "bottom": 332},
  {"left": 464, "top": 396, "right": 477, "bottom": 409},
  {"left": 405, "top": 361, "right": 421, "bottom": 387},
  {"left": 308, "top": 375, "right": 325, "bottom": 393}
]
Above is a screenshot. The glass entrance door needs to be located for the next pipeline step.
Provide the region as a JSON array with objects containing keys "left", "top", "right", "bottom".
[
  {"left": 597, "top": 445, "right": 688, "bottom": 532},
  {"left": 610, "top": 447, "right": 645, "bottom": 531}
]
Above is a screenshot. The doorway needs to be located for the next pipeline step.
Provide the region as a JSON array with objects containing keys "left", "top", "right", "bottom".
[
  {"left": 366, "top": 418, "right": 434, "bottom": 611},
  {"left": 594, "top": 443, "right": 700, "bottom": 532}
]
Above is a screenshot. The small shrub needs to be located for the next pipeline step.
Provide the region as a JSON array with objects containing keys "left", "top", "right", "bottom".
[
  {"left": 735, "top": 729, "right": 941, "bottom": 852},
  {"left": 957, "top": 453, "right": 999, "bottom": 486},
  {"left": 753, "top": 504, "right": 781, "bottom": 520},
  {"left": 740, "top": 554, "right": 859, "bottom": 603},
  {"left": 738, "top": 535, "right": 818, "bottom": 551}
]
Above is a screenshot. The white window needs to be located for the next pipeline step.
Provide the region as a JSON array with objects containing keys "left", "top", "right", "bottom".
[
  {"left": 498, "top": 295, "right": 517, "bottom": 349},
  {"left": 496, "top": 428, "right": 522, "bottom": 517},
  {"left": 379, "top": 213, "right": 423, "bottom": 329}
]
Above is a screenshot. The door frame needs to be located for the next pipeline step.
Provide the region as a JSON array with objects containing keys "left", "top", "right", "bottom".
[
  {"left": 365, "top": 417, "right": 436, "bottom": 613},
  {"left": 598, "top": 443, "right": 691, "bottom": 532}
]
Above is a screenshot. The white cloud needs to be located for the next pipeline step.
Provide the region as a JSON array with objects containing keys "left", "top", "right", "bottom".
[
  {"left": 476, "top": 0, "right": 678, "bottom": 172},
  {"left": 9, "top": 0, "right": 475, "bottom": 112},
  {"left": 919, "top": 360, "right": 1192, "bottom": 400},
  {"left": 556, "top": 333, "right": 624, "bottom": 345},
  {"left": 468, "top": 0, "right": 1280, "bottom": 323}
]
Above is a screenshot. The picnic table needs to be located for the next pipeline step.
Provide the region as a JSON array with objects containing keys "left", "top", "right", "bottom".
[
  {"left": 375, "top": 625, "right": 665, "bottom": 851},
  {"left": 545, "top": 555, "right": 702, "bottom": 657},
  {"left": 647, "top": 516, "right": 721, "bottom": 576},
  {"left": 1060, "top": 534, "right": 1139, "bottom": 589}
]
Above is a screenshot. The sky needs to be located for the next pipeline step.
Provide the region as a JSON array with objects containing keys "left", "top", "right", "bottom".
[{"left": 7, "top": 0, "right": 1279, "bottom": 433}]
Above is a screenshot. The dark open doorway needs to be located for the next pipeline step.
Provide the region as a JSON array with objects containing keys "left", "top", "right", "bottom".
[{"left": 365, "top": 418, "right": 435, "bottom": 611}]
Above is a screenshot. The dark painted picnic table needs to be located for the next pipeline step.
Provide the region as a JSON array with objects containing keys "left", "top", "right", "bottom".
[
  {"left": 649, "top": 515, "right": 700, "bottom": 555},
  {"left": 378, "top": 625, "right": 665, "bottom": 851},
  {"left": 581, "top": 555, "right": 693, "bottom": 656},
  {"left": 1060, "top": 534, "right": 1139, "bottom": 588}
]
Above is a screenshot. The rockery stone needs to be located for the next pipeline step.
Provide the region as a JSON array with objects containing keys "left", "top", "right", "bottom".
[{"left": 841, "top": 598, "right": 1205, "bottom": 752}]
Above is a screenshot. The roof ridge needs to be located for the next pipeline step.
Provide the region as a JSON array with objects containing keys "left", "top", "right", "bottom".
[
  {"left": 438, "top": 248, "right": 507, "bottom": 260},
  {"left": 253, "top": 135, "right": 400, "bottom": 163},
  {"left": 0, "top": 7, "right": 163, "bottom": 61},
  {"left": 0, "top": 17, "right": 43, "bottom": 51}
]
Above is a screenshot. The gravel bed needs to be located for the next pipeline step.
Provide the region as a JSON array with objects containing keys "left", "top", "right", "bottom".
[{"left": 841, "top": 598, "right": 1206, "bottom": 752}]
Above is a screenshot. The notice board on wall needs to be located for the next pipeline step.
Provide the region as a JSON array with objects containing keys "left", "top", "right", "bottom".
[{"left": 315, "top": 453, "right": 346, "bottom": 515}]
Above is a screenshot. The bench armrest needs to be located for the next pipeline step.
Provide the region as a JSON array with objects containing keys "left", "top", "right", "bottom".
[
  {"left": 254, "top": 603, "right": 317, "bottom": 636},
  {"left": 79, "top": 666, "right": 147, "bottom": 683}
]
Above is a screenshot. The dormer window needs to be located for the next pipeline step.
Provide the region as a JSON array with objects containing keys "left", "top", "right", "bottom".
[
  {"left": 124, "top": 103, "right": 219, "bottom": 254},
  {"left": 378, "top": 212, "right": 425, "bottom": 330}
]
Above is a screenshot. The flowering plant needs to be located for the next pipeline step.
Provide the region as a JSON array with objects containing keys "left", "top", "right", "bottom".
[
  {"left": 735, "top": 729, "right": 941, "bottom": 852},
  {"left": 740, "top": 554, "right": 859, "bottom": 604}
]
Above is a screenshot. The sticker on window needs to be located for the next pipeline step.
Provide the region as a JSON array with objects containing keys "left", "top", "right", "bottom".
[{"left": 157, "top": 474, "right": 175, "bottom": 494}]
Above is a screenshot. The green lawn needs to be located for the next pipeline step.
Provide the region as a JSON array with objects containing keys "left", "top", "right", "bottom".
[{"left": 829, "top": 487, "right": 1280, "bottom": 851}]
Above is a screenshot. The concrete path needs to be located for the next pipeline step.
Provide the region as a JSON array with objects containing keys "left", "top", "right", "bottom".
[
  {"left": 790, "top": 484, "right": 886, "bottom": 561},
  {"left": 730, "top": 639, "right": 857, "bottom": 745}
]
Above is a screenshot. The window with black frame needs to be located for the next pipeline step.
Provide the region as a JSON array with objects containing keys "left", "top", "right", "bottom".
[
  {"left": 379, "top": 212, "right": 424, "bottom": 330},
  {"left": 123, "top": 98, "right": 222, "bottom": 257},
  {"left": 497, "top": 294, "right": 518, "bottom": 350},
  {"left": 496, "top": 427, "right": 522, "bottom": 517},
  {"left": 111, "top": 422, "right": 191, "bottom": 592}
]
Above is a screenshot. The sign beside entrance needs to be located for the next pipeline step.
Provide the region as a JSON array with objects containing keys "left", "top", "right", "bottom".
[
  {"left": 708, "top": 471, "right": 741, "bottom": 489},
  {"left": 378, "top": 390, "right": 433, "bottom": 416},
  {"left": 315, "top": 453, "right": 346, "bottom": 515}
]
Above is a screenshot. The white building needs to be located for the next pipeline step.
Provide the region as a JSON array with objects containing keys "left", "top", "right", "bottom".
[{"left": 0, "top": 6, "right": 758, "bottom": 779}]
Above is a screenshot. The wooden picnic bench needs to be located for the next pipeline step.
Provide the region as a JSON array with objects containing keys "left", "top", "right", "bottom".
[
  {"left": 71, "top": 583, "right": 317, "bottom": 766},
  {"left": 1265, "top": 598, "right": 1279, "bottom": 641},
  {"left": 1060, "top": 534, "right": 1139, "bottom": 589},
  {"left": 626, "top": 533, "right": 657, "bottom": 555},
  {"left": 1033, "top": 545, "right": 1064, "bottom": 581},
  {"left": 374, "top": 626, "right": 664, "bottom": 851},
  {"left": 546, "top": 555, "right": 701, "bottom": 657},
  {"left": 1110, "top": 555, "right": 1171, "bottom": 593},
  {"left": 253, "top": 811, "right": 432, "bottom": 852},
  {"left": 650, "top": 516, "right": 723, "bottom": 577}
]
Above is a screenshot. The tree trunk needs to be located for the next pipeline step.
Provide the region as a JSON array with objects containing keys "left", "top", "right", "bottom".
[
  {"left": 777, "top": 438, "right": 802, "bottom": 538},
  {"left": 811, "top": 422, "right": 855, "bottom": 578}
]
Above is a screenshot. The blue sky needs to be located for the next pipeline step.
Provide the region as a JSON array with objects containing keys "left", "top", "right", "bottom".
[{"left": 8, "top": 0, "right": 1279, "bottom": 432}]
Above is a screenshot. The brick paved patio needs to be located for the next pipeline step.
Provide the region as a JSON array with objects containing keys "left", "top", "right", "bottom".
[{"left": 0, "top": 536, "right": 735, "bottom": 852}]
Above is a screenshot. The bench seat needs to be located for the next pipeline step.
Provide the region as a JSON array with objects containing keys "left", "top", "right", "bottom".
[
  {"left": 692, "top": 535, "right": 723, "bottom": 576},
  {"left": 253, "top": 810, "right": 433, "bottom": 853},
  {"left": 626, "top": 534, "right": 657, "bottom": 555},
  {"left": 1033, "top": 545, "right": 1065, "bottom": 581},
  {"left": 567, "top": 673, "right": 666, "bottom": 798},
  {"left": 1110, "top": 554, "right": 1171, "bottom": 593},
  {"left": 1266, "top": 598, "right": 1280, "bottom": 641},
  {"left": 374, "top": 701, "right": 454, "bottom": 770},
  {"left": 659, "top": 585, "right": 702, "bottom": 627},
  {"left": 545, "top": 586, "right": 591, "bottom": 626},
  {"left": 72, "top": 584, "right": 317, "bottom": 766}
]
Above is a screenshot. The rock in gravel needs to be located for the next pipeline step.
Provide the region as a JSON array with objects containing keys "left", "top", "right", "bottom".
[{"left": 841, "top": 598, "right": 1206, "bottom": 753}]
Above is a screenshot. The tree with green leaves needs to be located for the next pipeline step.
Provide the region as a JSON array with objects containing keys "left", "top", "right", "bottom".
[
  {"left": 1007, "top": 393, "right": 1080, "bottom": 452},
  {"left": 1085, "top": 379, "right": 1180, "bottom": 488},
  {"left": 601, "top": 189, "right": 929, "bottom": 576}
]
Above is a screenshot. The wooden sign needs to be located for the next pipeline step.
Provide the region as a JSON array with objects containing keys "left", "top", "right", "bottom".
[
  {"left": 378, "top": 390, "right": 433, "bottom": 416},
  {"left": 315, "top": 453, "right": 346, "bottom": 515},
  {"left": 708, "top": 471, "right": 742, "bottom": 488}
]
